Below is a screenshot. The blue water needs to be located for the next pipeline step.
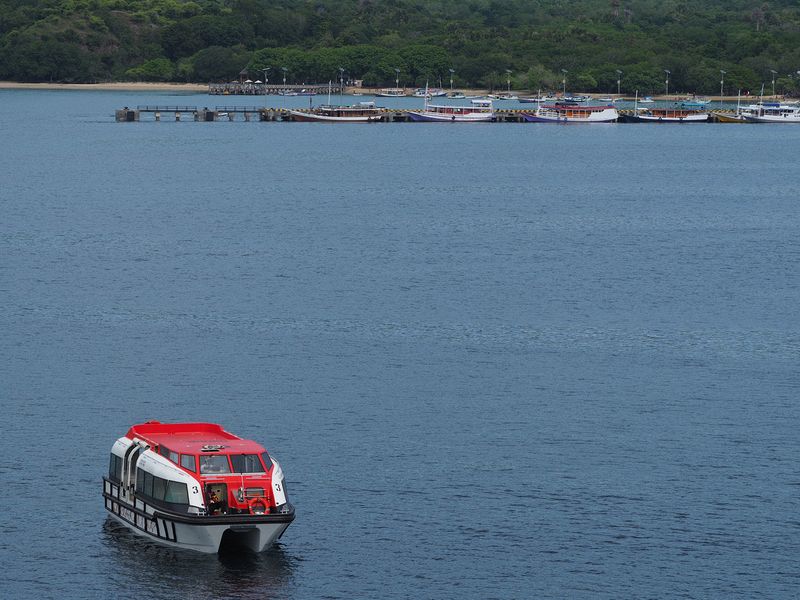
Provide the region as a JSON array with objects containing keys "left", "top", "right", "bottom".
[{"left": 1, "top": 90, "right": 799, "bottom": 599}]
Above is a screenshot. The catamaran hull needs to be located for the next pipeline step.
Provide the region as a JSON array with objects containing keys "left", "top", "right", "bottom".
[{"left": 103, "top": 479, "right": 294, "bottom": 553}]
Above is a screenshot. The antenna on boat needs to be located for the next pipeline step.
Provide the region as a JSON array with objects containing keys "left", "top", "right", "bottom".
[
  {"left": 634, "top": 89, "right": 638, "bottom": 113},
  {"left": 424, "top": 80, "right": 429, "bottom": 111},
  {"left": 736, "top": 89, "right": 741, "bottom": 117}
]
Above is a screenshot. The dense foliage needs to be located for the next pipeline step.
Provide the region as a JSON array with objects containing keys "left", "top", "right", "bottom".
[{"left": 1, "top": 0, "right": 799, "bottom": 95}]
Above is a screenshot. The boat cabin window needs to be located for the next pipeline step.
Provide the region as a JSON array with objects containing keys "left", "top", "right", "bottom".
[
  {"left": 153, "top": 475, "right": 166, "bottom": 500},
  {"left": 159, "top": 446, "right": 179, "bottom": 464},
  {"left": 199, "top": 455, "right": 231, "bottom": 474},
  {"left": 180, "top": 454, "right": 196, "bottom": 472},
  {"left": 135, "top": 467, "right": 190, "bottom": 507},
  {"left": 261, "top": 452, "right": 272, "bottom": 471},
  {"left": 165, "top": 480, "right": 189, "bottom": 504},
  {"left": 108, "top": 453, "right": 123, "bottom": 483},
  {"left": 230, "top": 454, "right": 265, "bottom": 473}
]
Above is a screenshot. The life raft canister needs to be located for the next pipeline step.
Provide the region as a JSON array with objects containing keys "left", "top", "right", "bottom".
[{"left": 248, "top": 496, "right": 270, "bottom": 515}]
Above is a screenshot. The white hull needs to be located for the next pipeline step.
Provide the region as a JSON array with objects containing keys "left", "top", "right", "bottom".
[
  {"left": 524, "top": 106, "right": 618, "bottom": 123},
  {"left": 286, "top": 109, "right": 381, "bottom": 122},
  {"left": 107, "top": 510, "right": 290, "bottom": 553},
  {"left": 407, "top": 111, "right": 493, "bottom": 122},
  {"left": 743, "top": 115, "right": 800, "bottom": 123},
  {"left": 104, "top": 479, "right": 293, "bottom": 553}
]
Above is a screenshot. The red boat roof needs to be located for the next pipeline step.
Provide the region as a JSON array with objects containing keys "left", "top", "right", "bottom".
[{"left": 126, "top": 421, "right": 265, "bottom": 454}]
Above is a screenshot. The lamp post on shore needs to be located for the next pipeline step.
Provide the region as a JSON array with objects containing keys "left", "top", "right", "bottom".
[
  {"left": 505, "top": 69, "right": 512, "bottom": 95},
  {"left": 449, "top": 68, "right": 455, "bottom": 95},
  {"left": 262, "top": 67, "right": 270, "bottom": 96},
  {"left": 561, "top": 69, "right": 568, "bottom": 97},
  {"left": 339, "top": 66, "right": 345, "bottom": 99},
  {"left": 394, "top": 67, "right": 400, "bottom": 91},
  {"left": 720, "top": 70, "right": 726, "bottom": 106},
  {"left": 664, "top": 69, "right": 671, "bottom": 99},
  {"left": 616, "top": 69, "right": 622, "bottom": 96},
  {"left": 770, "top": 69, "right": 778, "bottom": 98}
]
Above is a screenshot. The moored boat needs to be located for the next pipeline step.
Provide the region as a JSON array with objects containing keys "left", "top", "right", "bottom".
[
  {"left": 713, "top": 111, "right": 747, "bottom": 123},
  {"left": 413, "top": 87, "right": 447, "bottom": 98},
  {"left": 679, "top": 97, "right": 711, "bottom": 108},
  {"left": 103, "top": 421, "right": 295, "bottom": 553},
  {"left": 521, "top": 101, "right": 618, "bottom": 123},
  {"left": 620, "top": 107, "right": 709, "bottom": 122},
  {"left": 741, "top": 102, "right": 800, "bottom": 123},
  {"left": 287, "top": 101, "right": 384, "bottom": 122},
  {"left": 375, "top": 87, "right": 406, "bottom": 97},
  {"left": 407, "top": 98, "right": 494, "bottom": 122}
]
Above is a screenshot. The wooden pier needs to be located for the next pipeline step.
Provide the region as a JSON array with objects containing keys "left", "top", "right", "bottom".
[{"left": 117, "top": 106, "right": 740, "bottom": 123}]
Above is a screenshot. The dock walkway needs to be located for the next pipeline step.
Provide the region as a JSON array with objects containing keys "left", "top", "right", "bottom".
[{"left": 117, "top": 106, "right": 740, "bottom": 123}]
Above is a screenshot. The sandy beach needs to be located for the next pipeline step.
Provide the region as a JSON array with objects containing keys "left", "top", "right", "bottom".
[
  {"left": 0, "top": 81, "right": 208, "bottom": 92},
  {"left": 0, "top": 81, "right": 783, "bottom": 102}
]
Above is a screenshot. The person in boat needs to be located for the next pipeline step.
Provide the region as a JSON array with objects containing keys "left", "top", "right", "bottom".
[{"left": 207, "top": 487, "right": 224, "bottom": 514}]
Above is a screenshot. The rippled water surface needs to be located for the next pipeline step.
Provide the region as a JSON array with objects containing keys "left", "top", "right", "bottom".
[{"left": 1, "top": 90, "right": 799, "bottom": 599}]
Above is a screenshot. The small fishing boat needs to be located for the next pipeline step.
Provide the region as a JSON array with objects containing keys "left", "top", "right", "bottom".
[
  {"left": 488, "top": 93, "right": 519, "bottom": 100},
  {"left": 103, "top": 421, "right": 295, "bottom": 553},
  {"left": 413, "top": 87, "right": 447, "bottom": 98},
  {"left": 287, "top": 101, "right": 383, "bottom": 122},
  {"left": 519, "top": 95, "right": 557, "bottom": 103},
  {"left": 375, "top": 87, "right": 406, "bottom": 97},
  {"left": 679, "top": 97, "right": 711, "bottom": 108},
  {"left": 714, "top": 112, "right": 747, "bottom": 123},
  {"left": 407, "top": 98, "right": 494, "bottom": 122},
  {"left": 448, "top": 92, "right": 466, "bottom": 99},
  {"left": 278, "top": 89, "right": 315, "bottom": 97},
  {"left": 638, "top": 96, "right": 655, "bottom": 104},
  {"left": 521, "top": 101, "right": 618, "bottom": 123}
]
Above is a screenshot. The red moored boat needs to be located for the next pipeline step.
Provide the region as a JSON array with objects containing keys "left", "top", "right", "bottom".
[{"left": 103, "top": 421, "right": 294, "bottom": 553}]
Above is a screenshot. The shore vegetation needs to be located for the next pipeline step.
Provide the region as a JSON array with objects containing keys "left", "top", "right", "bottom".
[{"left": 1, "top": 1, "right": 799, "bottom": 95}]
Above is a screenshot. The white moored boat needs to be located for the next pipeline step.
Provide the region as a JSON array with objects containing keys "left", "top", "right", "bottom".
[
  {"left": 741, "top": 102, "right": 800, "bottom": 123},
  {"left": 287, "top": 101, "right": 383, "bottom": 122},
  {"left": 407, "top": 98, "right": 494, "bottom": 122},
  {"left": 413, "top": 87, "right": 446, "bottom": 98},
  {"left": 521, "top": 101, "right": 618, "bottom": 123},
  {"left": 375, "top": 87, "right": 406, "bottom": 97},
  {"left": 103, "top": 421, "right": 295, "bottom": 553}
]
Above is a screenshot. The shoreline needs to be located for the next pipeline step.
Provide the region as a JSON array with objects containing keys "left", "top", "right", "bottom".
[
  {"left": 0, "top": 81, "right": 786, "bottom": 102},
  {"left": 0, "top": 81, "right": 208, "bottom": 92}
]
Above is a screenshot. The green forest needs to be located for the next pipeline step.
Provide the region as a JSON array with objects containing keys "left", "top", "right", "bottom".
[{"left": 1, "top": 0, "right": 799, "bottom": 95}]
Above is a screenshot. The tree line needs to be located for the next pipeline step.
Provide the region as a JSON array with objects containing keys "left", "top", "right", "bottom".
[{"left": 1, "top": 0, "right": 799, "bottom": 95}]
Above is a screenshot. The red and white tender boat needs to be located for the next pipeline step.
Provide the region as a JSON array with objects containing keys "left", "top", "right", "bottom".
[{"left": 103, "top": 421, "right": 295, "bottom": 553}]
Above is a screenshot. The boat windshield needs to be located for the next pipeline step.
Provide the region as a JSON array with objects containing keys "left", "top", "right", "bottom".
[
  {"left": 199, "top": 454, "right": 231, "bottom": 474},
  {"left": 230, "top": 454, "right": 266, "bottom": 473}
]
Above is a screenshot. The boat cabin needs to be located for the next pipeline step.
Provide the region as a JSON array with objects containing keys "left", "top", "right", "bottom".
[{"left": 107, "top": 422, "right": 287, "bottom": 517}]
